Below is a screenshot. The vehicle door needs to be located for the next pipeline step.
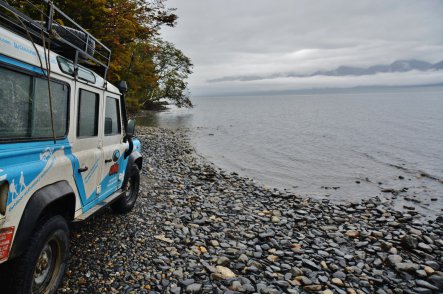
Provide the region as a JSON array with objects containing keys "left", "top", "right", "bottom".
[
  {"left": 71, "top": 84, "right": 104, "bottom": 208},
  {"left": 99, "top": 94, "right": 125, "bottom": 197}
]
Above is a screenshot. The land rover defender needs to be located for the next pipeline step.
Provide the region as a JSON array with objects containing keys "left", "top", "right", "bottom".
[{"left": 0, "top": 0, "right": 142, "bottom": 292}]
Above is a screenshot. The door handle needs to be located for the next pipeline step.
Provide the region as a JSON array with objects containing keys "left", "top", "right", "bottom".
[
  {"left": 78, "top": 166, "right": 89, "bottom": 173},
  {"left": 105, "top": 159, "right": 113, "bottom": 163}
]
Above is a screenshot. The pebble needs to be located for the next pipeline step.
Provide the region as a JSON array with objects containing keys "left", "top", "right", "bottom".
[
  {"left": 416, "top": 279, "right": 439, "bottom": 291},
  {"left": 304, "top": 285, "right": 322, "bottom": 292},
  {"left": 423, "top": 266, "right": 434, "bottom": 275},
  {"left": 418, "top": 242, "right": 433, "bottom": 252},
  {"left": 303, "top": 259, "right": 321, "bottom": 271},
  {"left": 345, "top": 230, "right": 360, "bottom": 238},
  {"left": 395, "top": 262, "right": 420, "bottom": 272},
  {"left": 271, "top": 216, "right": 280, "bottom": 223},
  {"left": 416, "top": 269, "right": 427, "bottom": 278},
  {"left": 425, "top": 261, "right": 439, "bottom": 270},
  {"left": 186, "top": 283, "right": 202, "bottom": 293},
  {"left": 332, "top": 278, "right": 344, "bottom": 286},
  {"left": 296, "top": 276, "right": 312, "bottom": 285},
  {"left": 401, "top": 235, "right": 418, "bottom": 249},
  {"left": 209, "top": 240, "right": 220, "bottom": 247},
  {"left": 215, "top": 266, "right": 236, "bottom": 279},
  {"left": 333, "top": 271, "right": 347, "bottom": 280},
  {"left": 387, "top": 254, "right": 402, "bottom": 265},
  {"left": 55, "top": 127, "right": 443, "bottom": 294}
]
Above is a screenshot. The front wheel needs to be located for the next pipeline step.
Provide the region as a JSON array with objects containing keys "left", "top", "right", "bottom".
[
  {"left": 111, "top": 165, "right": 140, "bottom": 213},
  {"left": 6, "top": 215, "right": 69, "bottom": 294}
]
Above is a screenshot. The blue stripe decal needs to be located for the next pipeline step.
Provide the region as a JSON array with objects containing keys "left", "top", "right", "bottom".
[
  {"left": 1, "top": 137, "right": 141, "bottom": 214},
  {"left": 0, "top": 139, "right": 70, "bottom": 210},
  {"left": 0, "top": 54, "right": 45, "bottom": 75},
  {"left": 61, "top": 147, "right": 88, "bottom": 207}
]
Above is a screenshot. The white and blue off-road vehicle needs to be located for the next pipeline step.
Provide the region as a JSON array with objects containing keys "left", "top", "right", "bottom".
[{"left": 0, "top": 1, "right": 142, "bottom": 293}]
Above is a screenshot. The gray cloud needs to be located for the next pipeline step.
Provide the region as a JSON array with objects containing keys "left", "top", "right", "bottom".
[
  {"left": 162, "top": 0, "right": 443, "bottom": 96},
  {"left": 201, "top": 71, "right": 443, "bottom": 96}
]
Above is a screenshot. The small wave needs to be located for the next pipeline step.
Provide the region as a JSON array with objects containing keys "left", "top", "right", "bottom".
[
  {"left": 362, "top": 152, "right": 443, "bottom": 184},
  {"left": 386, "top": 163, "right": 443, "bottom": 184}
]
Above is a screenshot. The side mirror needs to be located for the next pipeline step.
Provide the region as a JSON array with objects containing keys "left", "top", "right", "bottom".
[
  {"left": 117, "top": 81, "right": 128, "bottom": 94},
  {"left": 127, "top": 119, "right": 136, "bottom": 137}
]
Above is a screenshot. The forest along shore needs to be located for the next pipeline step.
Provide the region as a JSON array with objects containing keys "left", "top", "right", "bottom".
[{"left": 60, "top": 127, "right": 443, "bottom": 293}]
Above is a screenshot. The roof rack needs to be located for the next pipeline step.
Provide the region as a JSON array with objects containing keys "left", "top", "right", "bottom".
[{"left": 0, "top": 0, "right": 111, "bottom": 80}]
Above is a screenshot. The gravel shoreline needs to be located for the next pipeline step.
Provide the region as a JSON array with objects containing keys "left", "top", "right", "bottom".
[{"left": 60, "top": 127, "right": 443, "bottom": 293}]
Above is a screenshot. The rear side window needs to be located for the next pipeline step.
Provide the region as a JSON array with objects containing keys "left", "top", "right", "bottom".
[
  {"left": 104, "top": 97, "right": 121, "bottom": 136},
  {"left": 0, "top": 66, "right": 69, "bottom": 140},
  {"left": 77, "top": 89, "right": 99, "bottom": 137}
]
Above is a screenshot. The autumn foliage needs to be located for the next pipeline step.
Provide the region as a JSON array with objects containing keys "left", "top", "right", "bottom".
[
  {"left": 22, "top": 0, "right": 192, "bottom": 110},
  {"left": 56, "top": 0, "right": 192, "bottom": 110}
]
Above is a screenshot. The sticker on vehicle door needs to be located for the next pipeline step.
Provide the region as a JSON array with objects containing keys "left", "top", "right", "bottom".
[{"left": 112, "top": 150, "right": 120, "bottom": 162}]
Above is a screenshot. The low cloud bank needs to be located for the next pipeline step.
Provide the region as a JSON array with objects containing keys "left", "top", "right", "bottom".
[{"left": 193, "top": 70, "right": 443, "bottom": 96}]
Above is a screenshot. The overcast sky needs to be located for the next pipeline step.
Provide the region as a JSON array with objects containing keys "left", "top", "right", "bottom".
[{"left": 161, "top": 0, "right": 443, "bottom": 96}]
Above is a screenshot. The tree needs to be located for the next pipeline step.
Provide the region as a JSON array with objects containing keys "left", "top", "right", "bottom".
[
  {"left": 53, "top": 0, "right": 177, "bottom": 81},
  {"left": 149, "top": 40, "right": 193, "bottom": 108},
  {"left": 123, "top": 42, "right": 159, "bottom": 110},
  {"left": 9, "top": 0, "right": 192, "bottom": 111}
]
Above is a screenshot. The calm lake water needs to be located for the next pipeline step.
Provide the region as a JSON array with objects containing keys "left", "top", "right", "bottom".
[{"left": 138, "top": 86, "right": 443, "bottom": 218}]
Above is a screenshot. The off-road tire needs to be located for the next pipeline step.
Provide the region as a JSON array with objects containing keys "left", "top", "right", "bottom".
[
  {"left": 4, "top": 215, "right": 69, "bottom": 294},
  {"left": 111, "top": 165, "right": 140, "bottom": 213}
]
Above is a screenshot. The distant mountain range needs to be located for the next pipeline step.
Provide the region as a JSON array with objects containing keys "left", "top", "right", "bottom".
[
  {"left": 208, "top": 59, "right": 443, "bottom": 83},
  {"left": 432, "top": 60, "right": 443, "bottom": 70},
  {"left": 309, "top": 59, "right": 443, "bottom": 77}
]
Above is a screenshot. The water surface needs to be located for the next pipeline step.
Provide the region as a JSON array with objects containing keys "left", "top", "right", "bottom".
[{"left": 138, "top": 86, "right": 443, "bottom": 218}]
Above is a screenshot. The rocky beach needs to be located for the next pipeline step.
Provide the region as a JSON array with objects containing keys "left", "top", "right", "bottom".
[{"left": 59, "top": 127, "right": 443, "bottom": 294}]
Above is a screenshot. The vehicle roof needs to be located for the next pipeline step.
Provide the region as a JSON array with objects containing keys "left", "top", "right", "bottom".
[{"left": 0, "top": 26, "right": 120, "bottom": 95}]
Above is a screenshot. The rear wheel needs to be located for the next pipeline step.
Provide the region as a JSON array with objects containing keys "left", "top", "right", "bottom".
[
  {"left": 6, "top": 215, "right": 69, "bottom": 294},
  {"left": 111, "top": 165, "right": 140, "bottom": 213}
]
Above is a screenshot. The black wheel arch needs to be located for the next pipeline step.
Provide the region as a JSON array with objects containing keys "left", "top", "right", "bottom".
[
  {"left": 9, "top": 181, "right": 76, "bottom": 260},
  {"left": 124, "top": 151, "right": 143, "bottom": 182}
]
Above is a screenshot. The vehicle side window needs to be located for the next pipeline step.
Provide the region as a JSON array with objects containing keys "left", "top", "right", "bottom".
[
  {"left": 0, "top": 66, "right": 69, "bottom": 140},
  {"left": 77, "top": 89, "right": 99, "bottom": 137},
  {"left": 58, "top": 57, "right": 96, "bottom": 83},
  {"left": 104, "top": 97, "right": 121, "bottom": 136},
  {"left": 33, "top": 79, "right": 69, "bottom": 137}
]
